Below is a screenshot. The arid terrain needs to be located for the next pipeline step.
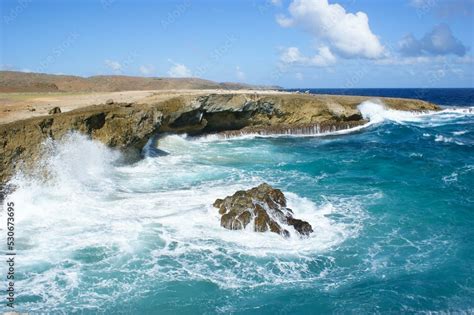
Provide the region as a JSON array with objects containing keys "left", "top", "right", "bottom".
[
  {"left": 0, "top": 71, "right": 277, "bottom": 93},
  {"left": 0, "top": 71, "right": 440, "bottom": 185},
  {"left": 0, "top": 89, "right": 290, "bottom": 124},
  {"left": 0, "top": 70, "right": 281, "bottom": 123}
]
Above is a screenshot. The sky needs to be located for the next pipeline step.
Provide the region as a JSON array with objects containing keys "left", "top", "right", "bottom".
[{"left": 1, "top": 0, "right": 473, "bottom": 88}]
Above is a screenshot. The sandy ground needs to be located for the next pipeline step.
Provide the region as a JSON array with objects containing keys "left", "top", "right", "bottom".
[{"left": 0, "top": 89, "right": 290, "bottom": 124}]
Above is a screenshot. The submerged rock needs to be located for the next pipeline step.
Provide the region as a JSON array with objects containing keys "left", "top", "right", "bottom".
[{"left": 213, "top": 183, "right": 313, "bottom": 237}]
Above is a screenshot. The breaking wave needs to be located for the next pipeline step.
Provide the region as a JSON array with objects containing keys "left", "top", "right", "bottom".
[
  {"left": 2, "top": 132, "right": 370, "bottom": 312},
  {"left": 1, "top": 100, "right": 472, "bottom": 313}
]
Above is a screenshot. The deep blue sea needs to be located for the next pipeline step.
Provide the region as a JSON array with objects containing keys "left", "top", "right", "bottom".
[
  {"left": 2, "top": 89, "right": 473, "bottom": 314},
  {"left": 288, "top": 88, "right": 474, "bottom": 107}
]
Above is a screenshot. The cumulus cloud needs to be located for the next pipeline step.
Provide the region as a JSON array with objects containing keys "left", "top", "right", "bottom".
[
  {"left": 236, "top": 66, "right": 245, "bottom": 81},
  {"left": 105, "top": 59, "right": 122, "bottom": 71},
  {"left": 167, "top": 61, "right": 192, "bottom": 77},
  {"left": 280, "top": 46, "right": 336, "bottom": 66},
  {"left": 139, "top": 64, "right": 155, "bottom": 75},
  {"left": 399, "top": 24, "right": 467, "bottom": 57},
  {"left": 277, "top": 0, "right": 385, "bottom": 59}
]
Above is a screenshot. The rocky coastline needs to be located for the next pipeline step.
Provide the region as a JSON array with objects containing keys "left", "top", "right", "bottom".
[{"left": 0, "top": 92, "right": 439, "bottom": 185}]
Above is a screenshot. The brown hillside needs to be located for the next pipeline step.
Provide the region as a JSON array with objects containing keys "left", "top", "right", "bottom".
[{"left": 0, "top": 71, "right": 278, "bottom": 92}]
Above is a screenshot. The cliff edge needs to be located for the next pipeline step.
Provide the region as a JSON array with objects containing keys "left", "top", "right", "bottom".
[{"left": 0, "top": 92, "right": 439, "bottom": 185}]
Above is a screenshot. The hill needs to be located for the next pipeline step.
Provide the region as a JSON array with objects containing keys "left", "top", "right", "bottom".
[{"left": 0, "top": 71, "right": 279, "bottom": 93}]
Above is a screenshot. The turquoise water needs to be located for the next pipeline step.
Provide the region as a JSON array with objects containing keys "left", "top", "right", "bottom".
[{"left": 2, "top": 102, "right": 474, "bottom": 313}]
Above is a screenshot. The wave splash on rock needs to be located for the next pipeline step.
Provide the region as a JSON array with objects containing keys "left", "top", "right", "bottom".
[{"left": 213, "top": 183, "right": 313, "bottom": 238}]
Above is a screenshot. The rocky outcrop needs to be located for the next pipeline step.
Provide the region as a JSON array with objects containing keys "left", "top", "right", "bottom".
[
  {"left": 213, "top": 183, "right": 313, "bottom": 237},
  {"left": 0, "top": 92, "right": 439, "bottom": 184},
  {"left": 158, "top": 93, "right": 439, "bottom": 136},
  {"left": 0, "top": 103, "right": 162, "bottom": 183}
]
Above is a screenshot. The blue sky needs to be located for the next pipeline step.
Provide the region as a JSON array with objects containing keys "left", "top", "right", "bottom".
[{"left": 1, "top": 0, "right": 473, "bottom": 88}]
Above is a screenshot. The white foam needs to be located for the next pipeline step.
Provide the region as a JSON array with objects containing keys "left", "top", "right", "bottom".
[
  {"left": 356, "top": 102, "right": 474, "bottom": 133},
  {"left": 1, "top": 132, "right": 372, "bottom": 310},
  {"left": 196, "top": 102, "right": 472, "bottom": 142},
  {"left": 358, "top": 101, "right": 428, "bottom": 124},
  {"left": 4, "top": 100, "right": 471, "bottom": 310},
  {"left": 435, "top": 134, "right": 464, "bottom": 145},
  {"left": 195, "top": 123, "right": 370, "bottom": 142}
]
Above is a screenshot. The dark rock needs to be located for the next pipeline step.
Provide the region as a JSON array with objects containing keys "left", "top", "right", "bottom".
[
  {"left": 287, "top": 217, "right": 313, "bottom": 236},
  {"left": 213, "top": 198, "right": 224, "bottom": 208},
  {"left": 84, "top": 113, "right": 106, "bottom": 132},
  {"left": 48, "top": 107, "right": 61, "bottom": 115},
  {"left": 106, "top": 99, "right": 114, "bottom": 105},
  {"left": 213, "top": 183, "right": 313, "bottom": 237}
]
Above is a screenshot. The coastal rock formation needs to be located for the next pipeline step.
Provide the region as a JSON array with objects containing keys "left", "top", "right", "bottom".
[
  {"left": 0, "top": 103, "right": 162, "bottom": 183},
  {"left": 0, "top": 91, "right": 439, "bottom": 184},
  {"left": 213, "top": 183, "right": 313, "bottom": 237},
  {"left": 158, "top": 93, "right": 438, "bottom": 136}
]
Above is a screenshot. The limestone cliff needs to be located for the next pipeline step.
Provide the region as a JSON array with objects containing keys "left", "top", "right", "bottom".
[
  {"left": 0, "top": 92, "right": 439, "bottom": 184},
  {"left": 158, "top": 93, "right": 438, "bottom": 134},
  {"left": 0, "top": 103, "right": 162, "bottom": 185}
]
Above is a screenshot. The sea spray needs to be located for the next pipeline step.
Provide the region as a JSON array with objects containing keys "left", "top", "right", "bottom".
[
  {"left": 2, "top": 129, "right": 370, "bottom": 312},
  {"left": 1, "top": 103, "right": 473, "bottom": 313}
]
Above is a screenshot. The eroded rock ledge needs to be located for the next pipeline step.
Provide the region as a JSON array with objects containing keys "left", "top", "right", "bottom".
[{"left": 0, "top": 92, "right": 439, "bottom": 184}]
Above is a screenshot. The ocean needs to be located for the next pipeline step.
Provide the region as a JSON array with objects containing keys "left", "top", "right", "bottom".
[{"left": 2, "top": 88, "right": 473, "bottom": 313}]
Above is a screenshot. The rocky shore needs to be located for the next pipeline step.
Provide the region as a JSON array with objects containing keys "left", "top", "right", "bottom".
[{"left": 0, "top": 91, "right": 439, "bottom": 184}]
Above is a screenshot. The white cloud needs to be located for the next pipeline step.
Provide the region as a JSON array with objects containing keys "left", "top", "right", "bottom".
[
  {"left": 167, "top": 61, "right": 192, "bottom": 77},
  {"left": 399, "top": 24, "right": 467, "bottom": 57},
  {"left": 376, "top": 55, "right": 440, "bottom": 65},
  {"left": 276, "top": 14, "right": 293, "bottom": 27},
  {"left": 295, "top": 72, "right": 304, "bottom": 80},
  {"left": 376, "top": 54, "right": 474, "bottom": 66},
  {"left": 139, "top": 64, "right": 155, "bottom": 75},
  {"left": 280, "top": 47, "right": 303, "bottom": 63},
  {"left": 105, "top": 59, "right": 122, "bottom": 72},
  {"left": 280, "top": 46, "right": 336, "bottom": 66},
  {"left": 236, "top": 66, "right": 246, "bottom": 81},
  {"left": 277, "top": 0, "right": 385, "bottom": 59}
]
